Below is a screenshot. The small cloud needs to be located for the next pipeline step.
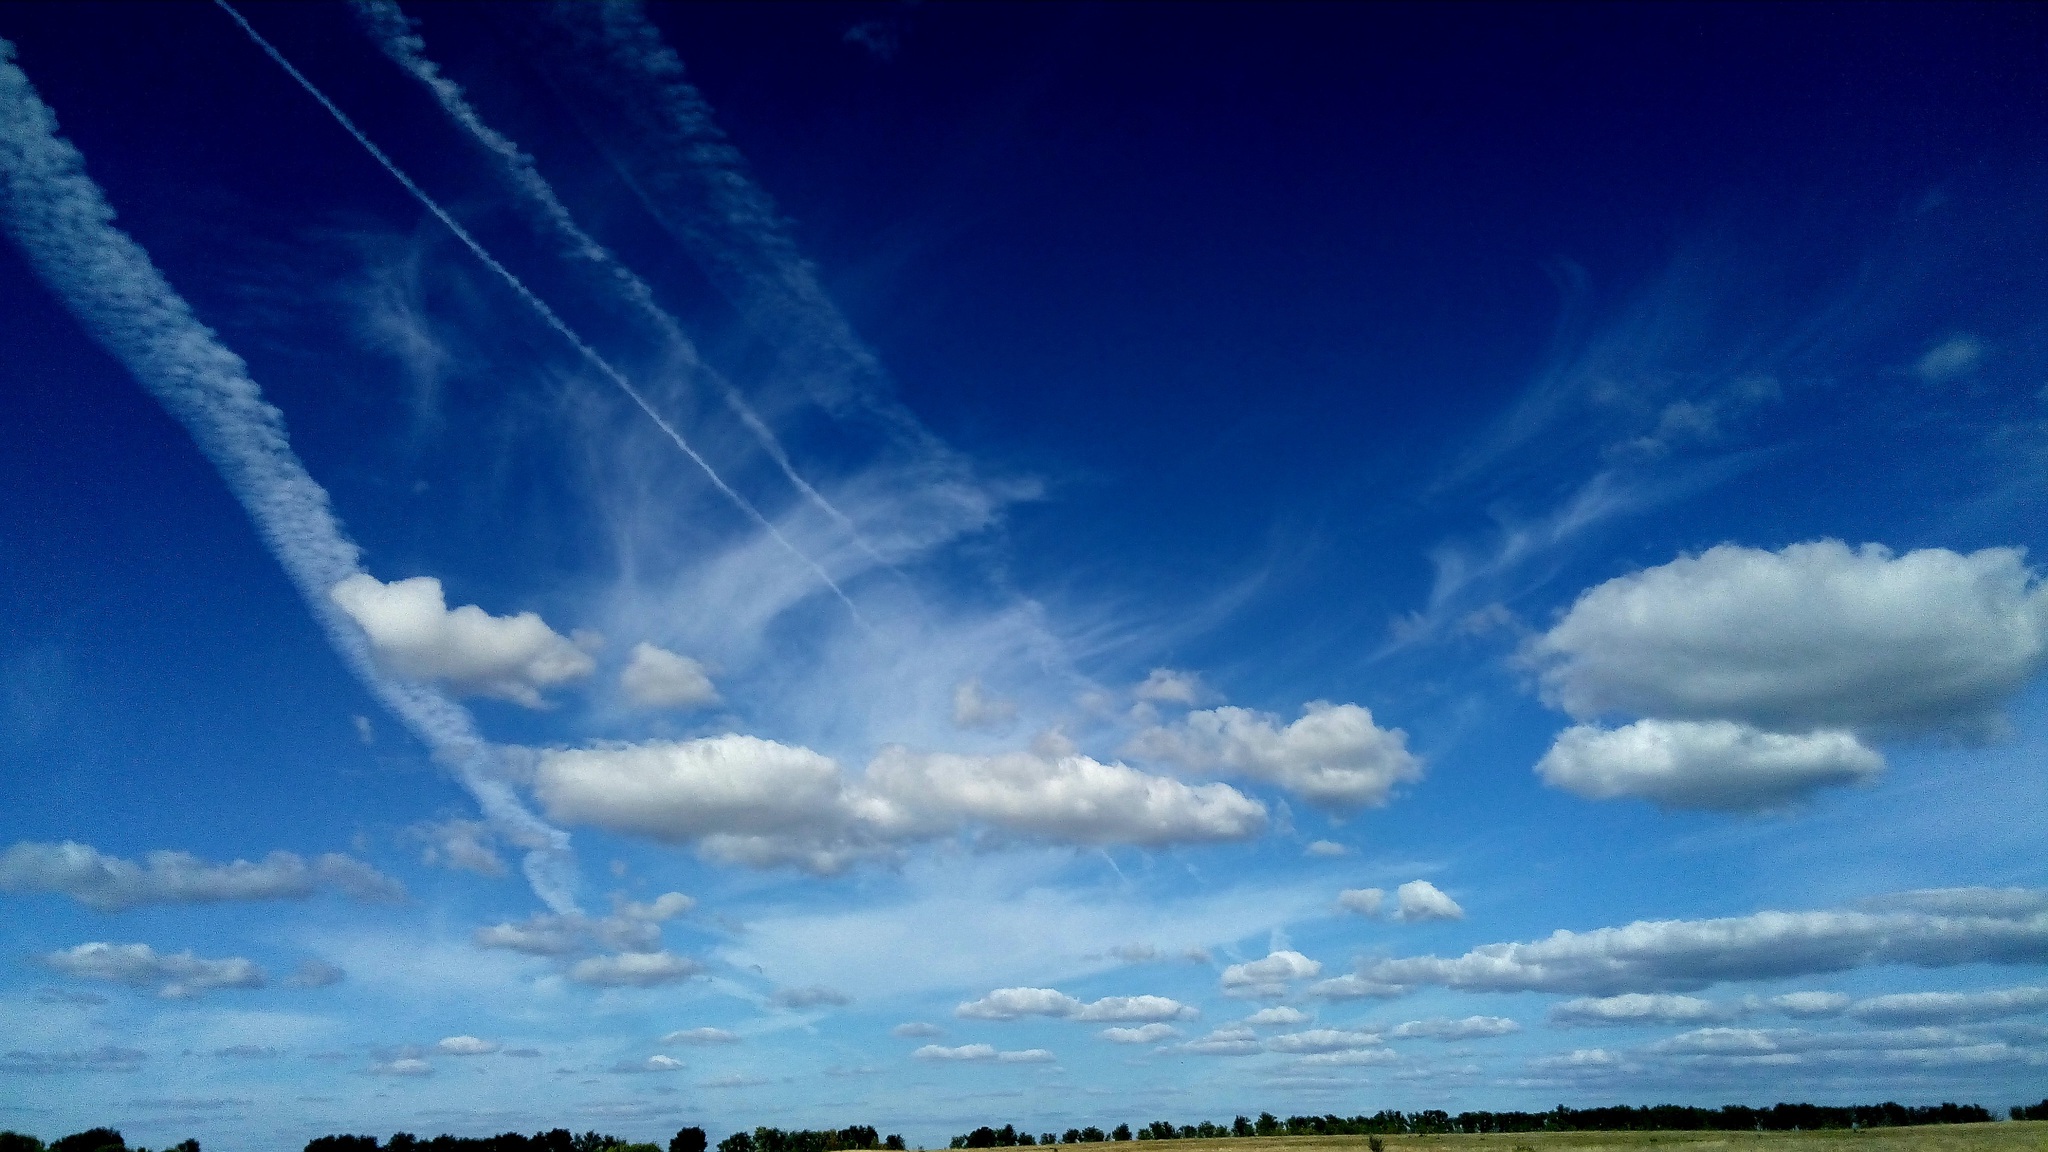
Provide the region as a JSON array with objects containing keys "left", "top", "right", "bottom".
[
  {"left": 952, "top": 679, "right": 1018, "bottom": 729},
  {"left": 328, "top": 573, "right": 595, "bottom": 708},
  {"left": 891, "top": 1022, "right": 944, "bottom": 1039},
  {"left": 1243, "top": 1006, "right": 1311, "bottom": 1027},
  {"left": 661, "top": 1027, "right": 739, "bottom": 1045},
  {"left": 1392, "top": 879, "right": 1464, "bottom": 922},
  {"left": 1390, "top": 1015, "right": 1519, "bottom": 1040},
  {"left": 436, "top": 1035, "right": 499, "bottom": 1056},
  {"left": 412, "top": 819, "right": 505, "bottom": 877},
  {"left": 370, "top": 1057, "right": 432, "bottom": 1077},
  {"left": 214, "top": 1044, "right": 280, "bottom": 1059},
  {"left": 1219, "top": 950, "right": 1322, "bottom": 998},
  {"left": 1916, "top": 334, "right": 1984, "bottom": 382},
  {"left": 352, "top": 715, "right": 375, "bottom": 745},
  {"left": 772, "top": 985, "right": 851, "bottom": 1009},
  {"left": 1338, "top": 887, "right": 1384, "bottom": 916},
  {"left": 43, "top": 941, "right": 264, "bottom": 999},
  {"left": 1134, "top": 668, "right": 1205, "bottom": 706},
  {"left": 1100, "top": 1023, "right": 1179, "bottom": 1044},
  {"left": 503, "top": 1048, "right": 542, "bottom": 1058},
  {"left": 1304, "top": 974, "right": 1407, "bottom": 1001},
  {"left": 620, "top": 643, "right": 719, "bottom": 711},
  {"left": 1305, "top": 840, "right": 1349, "bottom": 858},
  {"left": 34, "top": 986, "right": 105, "bottom": 1005},
  {"left": 615, "top": 891, "right": 695, "bottom": 922},
  {"left": 611, "top": 1054, "right": 685, "bottom": 1073},
  {"left": 286, "top": 960, "right": 345, "bottom": 989},
  {"left": 568, "top": 951, "right": 701, "bottom": 988},
  {"left": 703, "top": 1072, "right": 772, "bottom": 1088}
]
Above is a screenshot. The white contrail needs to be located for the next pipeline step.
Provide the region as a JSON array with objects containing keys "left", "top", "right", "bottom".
[
  {"left": 535, "top": 0, "right": 946, "bottom": 456},
  {"left": 0, "top": 37, "right": 580, "bottom": 914},
  {"left": 212, "top": 0, "right": 864, "bottom": 623},
  {"left": 349, "top": 0, "right": 889, "bottom": 572}
]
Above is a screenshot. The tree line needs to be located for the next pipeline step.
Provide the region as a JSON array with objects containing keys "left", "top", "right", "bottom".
[
  {"left": 949, "top": 1099, "right": 2018, "bottom": 1146},
  {"left": 1, "top": 1131, "right": 197, "bottom": 1152}
]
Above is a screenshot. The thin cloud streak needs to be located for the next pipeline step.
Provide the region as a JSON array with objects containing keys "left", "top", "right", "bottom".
[
  {"left": 0, "top": 37, "right": 578, "bottom": 911},
  {"left": 212, "top": 0, "right": 864, "bottom": 624}
]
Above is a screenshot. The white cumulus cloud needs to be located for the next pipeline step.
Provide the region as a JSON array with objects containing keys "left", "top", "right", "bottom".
[
  {"left": 1129, "top": 703, "right": 1422, "bottom": 811},
  {"left": 1361, "top": 888, "right": 2048, "bottom": 995},
  {"left": 42, "top": 942, "right": 266, "bottom": 999},
  {"left": 436, "top": 1035, "right": 498, "bottom": 1055},
  {"left": 1243, "top": 1006, "right": 1311, "bottom": 1027},
  {"left": 1393, "top": 880, "right": 1464, "bottom": 921},
  {"left": 912, "top": 1043, "right": 1054, "bottom": 1063},
  {"left": 329, "top": 573, "right": 595, "bottom": 707},
  {"left": 1551, "top": 993, "right": 1729, "bottom": 1026},
  {"left": 0, "top": 841, "right": 403, "bottom": 911},
  {"left": 1536, "top": 720, "right": 1883, "bottom": 812},
  {"left": 1220, "top": 950, "right": 1322, "bottom": 998},
  {"left": 1527, "top": 541, "right": 2048, "bottom": 737},
  {"left": 1265, "top": 1027, "right": 1382, "bottom": 1054},
  {"left": 1134, "top": 669, "right": 1206, "bottom": 706},
  {"left": 954, "top": 987, "right": 1196, "bottom": 1022},
  {"left": 1100, "top": 1023, "right": 1179, "bottom": 1044},
  {"left": 661, "top": 1027, "right": 740, "bottom": 1045},
  {"left": 619, "top": 642, "right": 718, "bottom": 710},
  {"left": 567, "top": 951, "right": 701, "bottom": 987},
  {"left": 1390, "top": 1015, "right": 1519, "bottom": 1039}
]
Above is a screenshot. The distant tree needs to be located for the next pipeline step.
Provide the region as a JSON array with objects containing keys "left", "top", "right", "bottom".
[
  {"left": 718, "top": 1134, "right": 755, "bottom": 1152},
  {"left": 2017, "top": 1101, "right": 2048, "bottom": 1122},
  {"left": 1229, "top": 1119, "right": 1252, "bottom": 1140},
  {"left": 173, "top": 1143, "right": 199, "bottom": 1152},
  {"left": 1079, "top": 1131, "right": 1103, "bottom": 1145},
  {"left": 672, "top": 1130, "right": 707, "bottom": 1152},
  {"left": 1252, "top": 1117, "right": 1277, "bottom": 1139},
  {"left": 305, "top": 1138, "right": 378, "bottom": 1152},
  {"left": 52, "top": 1132, "right": 125, "bottom": 1152},
  {"left": 885, "top": 1140, "right": 905, "bottom": 1152},
  {"left": 0, "top": 1136, "right": 46, "bottom": 1152},
  {"left": 1060, "top": 1135, "right": 1079, "bottom": 1146},
  {"left": 1110, "top": 1129, "right": 1130, "bottom": 1143}
]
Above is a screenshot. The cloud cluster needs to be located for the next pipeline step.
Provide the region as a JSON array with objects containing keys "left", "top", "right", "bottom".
[
  {"left": 1525, "top": 541, "right": 2048, "bottom": 810},
  {"left": 0, "top": 840, "right": 403, "bottom": 911},
  {"left": 662, "top": 1027, "right": 740, "bottom": 1045},
  {"left": 568, "top": 951, "right": 701, "bottom": 987},
  {"left": 1553, "top": 984, "right": 2048, "bottom": 1028},
  {"left": 472, "top": 892, "right": 694, "bottom": 957},
  {"left": 1390, "top": 1016, "right": 1520, "bottom": 1040},
  {"left": 955, "top": 987, "right": 1197, "bottom": 1022},
  {"left": 1127, "top": 703, "right": 1422, "bottom": 811},
  {"left": 41, "top": 942, "right": 266, "bottom": 999},
  {"left": 1360, "top": 888, "right": 2048, "bottom": 996},
  {"left": 533, "top": 735, "right": 1268, "bottom": 872},
  {"left": 1172, "top": 1024, "right": 1393, "bottom": 1063},
  {"left": 411, "top": 819, "right": 506, "bottom": 876},
  {"left": 330, "top": 574, "right": 595, "bottom": 708},
  {"left": 1220, "top": 950, "right": 1322, "bottom": 998},
  {"left": 1338, "top": 880, "right": 1464, "bottom": 922}
]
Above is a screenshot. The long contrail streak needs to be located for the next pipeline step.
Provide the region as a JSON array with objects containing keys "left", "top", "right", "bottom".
[
  {"left": 0, "top": 37, "right": 580, "bottom": 913},
  {"left": 212, "top": 0, "right": 864, "bottom": 622},
  {"left": 350, "top": 0, "right": 888, "bottom": 572}
]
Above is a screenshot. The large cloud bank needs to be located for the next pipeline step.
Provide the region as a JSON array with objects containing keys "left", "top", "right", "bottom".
[
  {"left": 534, "top": 735, "right": 1267, "bottom": 871},
  {"left": 1526, "top": 541, "right": 2048, "bottom": 810}
]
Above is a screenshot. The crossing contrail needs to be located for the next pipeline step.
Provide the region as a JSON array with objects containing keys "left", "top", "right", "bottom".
[
  {"left": 532, "top": 0, "right": 948, "bottom": 458},
  {"left": 0, "top": 37, "right": 581, "bottom": 914},
  {"left": 213, "top": 0, "right": 865, "bottom": 623},
  {"left": 349, "top": 0, "right": 889, "bottom": 572}
]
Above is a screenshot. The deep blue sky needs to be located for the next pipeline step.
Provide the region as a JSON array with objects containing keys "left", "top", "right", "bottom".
[{"left": 2, "top": 3, "right": 2046, "bottom": 1150}]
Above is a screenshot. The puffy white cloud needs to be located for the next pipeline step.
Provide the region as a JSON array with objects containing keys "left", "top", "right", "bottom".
[
  {"left": 1645, "top": 1024, "right": 2035, "bottom": 1069},
  {"left": 611, "top": 1054, "right": 686, "bottom": 1073},
  {"left": 1536, "top": 720, "right": 1883, "bottom": 812},
  {"left": 1100, "top": 1024, "right": 1179, "bottom": 1044},
  {"left": 1296, "top": 1047, "right": 1399, "bottom": 1067},
  {"left": 1527, "top": 541, "right": 2048, "bottom": 737},
  {"left": 1393, "top": 880, "right": 1464, "bottom": 922},
  {"left": 411, "top": 820, "right": 506, "bottom": 877},
  {"left": 1362, "top": 888, "right": 2048, "bottom": 995},
  {"left": 1338, "top": 888, "right": 1384, "bottom": 916},
  {"left": 616, "top": 892, "right": 696, "bottom": 921},
  {"left": 1529, "top": 1048, "right": 1621, "bottom": 1072},
  {"left": 1243, "top": 1006, "right": 1311, "bottom": 1027},
  {"left": 1304, "top": 974, "right": 1407, "bottom": 1000},
  {"left": 1134, "top": 669, "right": 1205, "bottom": 706},
  {"left": 535, "top": 735, "right": 1266, "bottom": 872},
  {"left": 1305, "top": 840, "right": 1349, "bottom": 858},
  {"left": 41, "top": 942, "right": 265, "bottom": 999},
  {"left": 0, "top": 840, "right": 403, "bottom": 911},
  {"left": 1266, "top": 1028, "right": 1383, "bottom": 1054},
  {"left": 1848, "top": 985, "right": 2048, "bottom": 1025},
  {"left": 866, "top": 746, "right": 1267, "bottom": 847},
  {"left": 951, "top": 678, "right": 1017, "bottom": 729},
  {"left": 891, "top": 1022, "right": 943, "bottom": 1038},
  {"left": 1551, "top": 993, "right": 1728, "bottom": 1026},
  {"left": 661, "top": 1027, "right": 740, "bottom": 1045},
  {"left": 1916, "top": 334, "right": 1983, "bottom": 382},
  {"left": 436, "top": 1035, "right": 498, "bottom": 1055},
  {"left": 567, "top": 951, "right": 701, "bottom": 987},
  {"left": 1220, "top": 950, "right": 1322, "bottom": 997},
  {"left": 912, "top": 1044, "right": 1054, "bottom": 1063},
  {"left": 954, "top": 987, "right": 1196, "bottom": 1022},
  {"left": 370, "top": 1057, "right": 433, "bottom": 1076},
  {"left": 1175, "top": 1027, "right": 1261, "bottom": 1056},
  {"left": 619, "top": 642, "right": 718, "bottom": 710},
  {"left": 1128, "top": 703, "right": 1422, "bottom": 811},
  {"left": 1391, "top": 1015, "right": 1519, "bottom": 1039},
  {"left": 329, "top": 574, "right": 595, "bottom": 707},
  {"left": 773, "top": 985, "right": 851, "bottom": 1008},
  {"left": 471, "top": 901, "right": 685, "bottom": 958}
]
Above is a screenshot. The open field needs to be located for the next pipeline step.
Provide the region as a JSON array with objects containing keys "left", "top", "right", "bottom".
[{"left": 1110, "top": 1125, "right": 2048, "bottom": 1152}]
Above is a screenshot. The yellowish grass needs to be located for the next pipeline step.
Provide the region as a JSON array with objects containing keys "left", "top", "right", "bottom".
[{"left": 1111, "top": 1124, "right": 2048, "bottom": 1152}]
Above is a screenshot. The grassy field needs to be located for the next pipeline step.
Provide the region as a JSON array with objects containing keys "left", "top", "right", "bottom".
[{"left": 1111, "top": 1125, "right": 2048, "bottom": 1152}]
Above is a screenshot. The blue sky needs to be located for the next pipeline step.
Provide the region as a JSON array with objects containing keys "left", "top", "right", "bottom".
[{"left": 3, "top": 2, "right": 2047, "bottom": 1148}]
